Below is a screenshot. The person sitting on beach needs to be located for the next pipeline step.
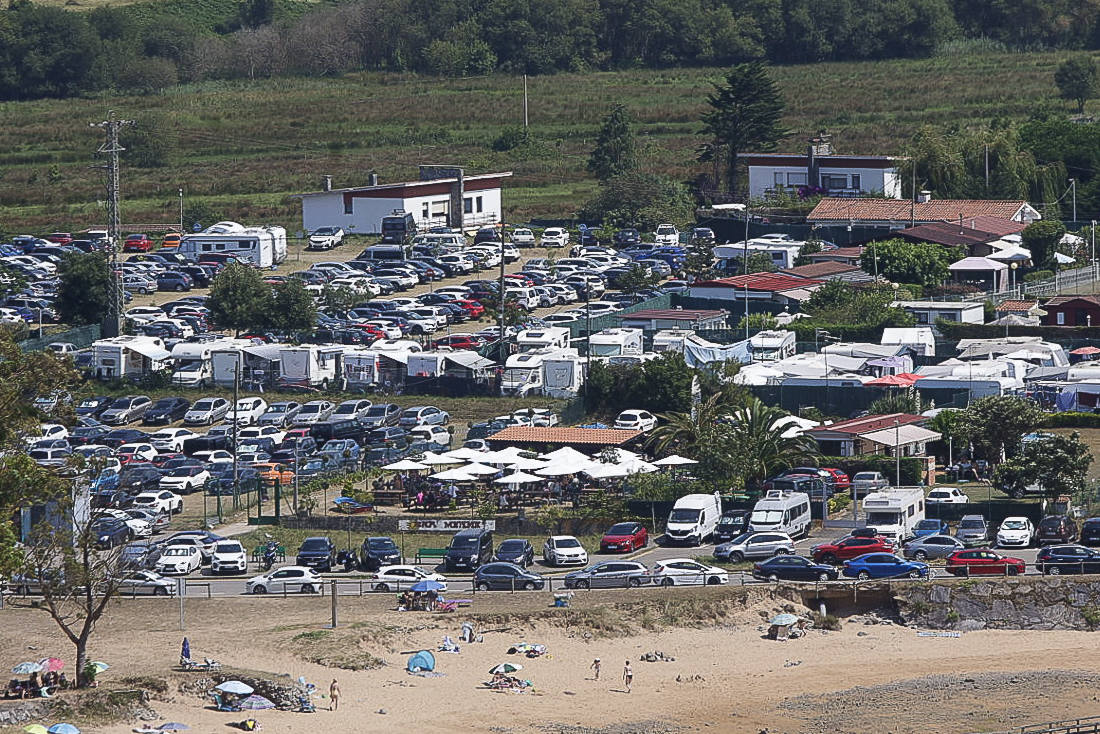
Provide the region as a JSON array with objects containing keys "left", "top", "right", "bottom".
[{"left": 6, "top": 679, "right": 24, "bottom": 699}]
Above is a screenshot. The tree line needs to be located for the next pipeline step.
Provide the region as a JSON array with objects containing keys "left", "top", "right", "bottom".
[{"left": 5, "top": 0, "right": 1100, "bottom": 100}]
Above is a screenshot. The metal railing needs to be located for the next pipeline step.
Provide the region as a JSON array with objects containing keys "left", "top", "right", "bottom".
[{"left": 970, "top": 715, "right": 1100, "bottom": 734}]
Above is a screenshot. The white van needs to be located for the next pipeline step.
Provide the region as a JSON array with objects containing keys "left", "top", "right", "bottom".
[
  {"left": 504, "top": 287, "right": 539, "bottom": 311},
  {"left": 411, "top": 233, "right": 466, "bottom": 251},
  {"left": 665, "top": 492, "right": 722, "bottom": 546},
  {"left": 749, "top": 490, "right": 811, "bottom": 538}
]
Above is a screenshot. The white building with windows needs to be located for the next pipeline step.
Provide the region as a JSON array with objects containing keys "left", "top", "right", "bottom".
[
  {"left": 295, "top": 167, "right": 511, "bottom": 235},
  {"left": 743, "top": 137, "right": 904, "bottom": 201}
]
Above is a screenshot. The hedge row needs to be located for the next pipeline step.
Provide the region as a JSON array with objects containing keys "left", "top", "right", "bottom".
[
  {"left": 1039, "top": 412, "right": 1100, "bottom": 428},
  {"left": 819, "top": 455, "right": 926, "bottom": 486}
]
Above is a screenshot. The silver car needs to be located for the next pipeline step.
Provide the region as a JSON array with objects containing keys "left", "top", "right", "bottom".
[
  {"left": 714, "top": 532, "right": 795, "bottom": 563},
  {"left": 902, "top": 534, "right": 967, "bottom": 560},
  {"left": 294, "top": 400, "right": 335, "bottom": 426},
  {"left": 956, "top": 515, "right": 990, "bottom": 547},
  {"left": 100, "top": 395, "right": 152, "bottom": 425},
  {"left": 183, "top": 397, "right": 231, "bottom": 426},
  {"left": 563, "top": 561, "right": 651, "bottom": 589},
  {"left": 259, "top": 402, "right": 301, "bottom": 427},
  {"left": 851, "top": 471, "right": 888, "bottom": 497}
]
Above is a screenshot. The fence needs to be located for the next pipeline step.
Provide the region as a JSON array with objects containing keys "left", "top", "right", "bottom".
[
  {"left": 18, "top": 323, "right": 100, "bottom": 352},
  {"left": 1022, "top": 262, "right": 1100, "bottom": 298},
  {"left": 971, "top": 716, "right": 1100, "bottom": 734}
]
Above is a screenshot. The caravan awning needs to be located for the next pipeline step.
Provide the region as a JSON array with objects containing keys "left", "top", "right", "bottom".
[
  {"left": 445, "top": 352, "right": 496, "bottom": 370},
  {"left": 242, "top": 344, "right": 283, "bottom": 360},
  {"left": 860, "top": 425, "right": 941, "bottom": 447},
  {"left": 127, "top": 342, "right": 170, "bottom": 360}
]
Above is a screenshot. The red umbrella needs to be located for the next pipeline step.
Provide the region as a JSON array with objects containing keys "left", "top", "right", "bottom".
[
  {"left": 866, "top": 374, "right": 916, "bottom": 387},
  {"left": 1071, "top": 346, "right": 1100, "bottom": 355},
  {"left": 37, "top": 658, "right": 64, "bottom": 672},
  {"left": 893, "top": 373, "right": 925, "bottom": 382}
]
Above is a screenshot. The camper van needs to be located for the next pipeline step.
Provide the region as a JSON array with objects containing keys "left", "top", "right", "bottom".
[
  {"left": 652, "top": 330, "right": 696, "bottom": 353},
  {"left": 380, "top": 211, "right": 416, "bottom": 245},
  {"left": 502, "top": 348, "right": 576, "bottom": 396},
  {"left": 277, "top": 345, "right": 345, "bottom": 390},
  {"left": 749, "top": 330, "right": 796, "bottom": 362},
  {"left": 542, "top": 356, "right": 586, "bottom": 398},
  {"left": 516, "top": 327, "right": 571, "bottom": 353},
  {"left": 170, "top": 342, "right": 216, "bottom": 388},
  {"left": 665, "top": 492, "right": 723, "bottom": 546},
  {"left": 589, "top": 328, "right": 643, "bottom": 358},
  {"left": 179, "top": 221, "right": 287, "bottom": 268},
  {"left": 91, "top": 336, "right": 170, "bottom": 380},
  {"left": 749, "top": 490, "right": 811, "bottom": 538},
  {"left": 861, "top": 487, "right": 926, "bottom": 544}
]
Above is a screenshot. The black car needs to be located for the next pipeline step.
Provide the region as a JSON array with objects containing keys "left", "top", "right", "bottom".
[
  {"left": 69, "top": 425, "right": 110, "bottom": 447},
  {"left": 207, "top": 465, "right": 260, "bottom": 495},
  {"left": 178, "top": 265, "right": 214, "bottom": 288},
  {"left": 272, "top": 436, "right": 318, "bottom": 465},
  {"left": 444, "top": 528, "right": 494, "bottom": 571},
  {"left": 493, "top": 539, "right": 535, "bottom": 567},
  {"left": 474, "top": 562, "right": 546, "bottom": 591},
  {"left": 752, "top": 555, "right": 839, "bottom": 582},
  {"left": 612, "top": 228, "right": 641, "bottom": 246},
  {"left": 1035, "top": 544, "right": 1100, "bottom": 575},
  {"left": 1038, "top": 515, "right": 1078, "bottom": 545},
  {"left": 104, "top": 428, "right": 149, "bottom": 449},
  {"left": 310, "top": 419, "right": 368, "bottom": 445},
  {"left": 120, "top": 540, "right": 162, "bottom": 569},
  {"left": 143, "top": 397, "right": 192, "bottom": 426},
  {"left": 296, "top": 536, "right": 336, "bottom": 572},
  {"left": 714, "top": 511, "right": 750, "bottom": 543},
  {"left": 368, "top": 426, "right": 408, "bottom": 447},
  {"left": 75, "top": 395, "right": 114, "bottom": 418},
  {"left": 1080, "top": 517, "right": 1100, "bottom": 547},
  {"left": 182, "top": 432, "right": 231, "bottom": 455},
  {"left": 91, "top": 517, "right": 131, "bottom": 548},
  {"left": 118, "top": 465, "right": 162, "bottom": 495},
  {"left": 359, "top": 536, "right": 402, "bottom": 571},
  {"left": 91, "top": 489, "right": 131, "bottom": 509}
]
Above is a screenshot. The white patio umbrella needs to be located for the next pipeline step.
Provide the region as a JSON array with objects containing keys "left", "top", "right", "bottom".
[
  {"left": 383, "top": 459, "right": 430, "bottom": 471},
  {"left": 462, "top": 462, "right": 500, "bottom": 476},
  {"left": 619, "top": 457, "right": 658, "bottom": 474},
  {"left": 420, "top": 451, "right": 461, "bottom": 466},
  {"left": 652, "top": 455, "right": 698, "bottom": 467},
  {"left": 584, "top": 463, "right": 630, "bottom": 479},
  {"left": 535, "top": 458, "right": 595, "bottom": 477},
  {"left": 539, "top": 446, "right": 590, "bottom": 463},
  {"left": 504, "top": 456, "right": 548, "bottom": 471},
  {"left": 489, "top": 446, "right": 529, "bottom": 462},
  {"left": 430, "top": 467, "right": 477, "bottom": 481},
  {"left": 493, "top": 471, "right": 544, "bottom": 484},
  {"left": 443, "top": 447, "right": 487, "bottom": 461}
]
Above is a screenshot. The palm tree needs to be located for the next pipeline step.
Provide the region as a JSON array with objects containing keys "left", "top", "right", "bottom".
[
  {"left": 648, "top": 393, "right": 730, "bottom": 457},
  {"left": 727, "top": 397, "right": 818, "bottom": 489}
]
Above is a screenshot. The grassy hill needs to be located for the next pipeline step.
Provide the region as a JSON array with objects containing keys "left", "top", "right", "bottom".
[{"left": 0, "top": 49, "right": 1081, "bottom": 233}]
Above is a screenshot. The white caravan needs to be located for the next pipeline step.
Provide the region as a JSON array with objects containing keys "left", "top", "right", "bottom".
[
  {"left": 276, "top": 345, "right": 344, "bottom": 390},
  {"left": 542, "top": 355, "right": 586, "bottom": 398},
  {"left": 179, "top": 221, "right": 287, "bottom": 268},
  {"left": 664, "top": 492, "right": 723, "bottom": 546},
  {"left": 91, "top": 336, "right": 170, "bottom": 380},
  {"left": 749, "top": 330, "right": 796, "bottom": 362},
  {"left": 502, "top": 348, "right": 576, "bottom": 396},
  {"left": 516, "top": 327, "right": 571, "bottom": 353},
  {"left": 589, "top": 328, "right": 643, "bottom": 358},
  {"left": 861, "top": 487, "right": 926, "bottom": 544},
  {"left": 749, "top": 489, "right": 811, "bottom": 538}
]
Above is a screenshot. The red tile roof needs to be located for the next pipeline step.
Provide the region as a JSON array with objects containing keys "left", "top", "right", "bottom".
[
  {"left": 806, "top": 413, "right": 926, "bottom": 436},
  {"left": 780, "top": 261, "right": 861, "bottom": 279},
  {"left": 960, "top": 216, "right": 1027, "bottom": 237},
  {"left": 806, "top": 246, "right": 864, "bottom": 260},
  {"left": 807, "top": 198, "right": 1030, "bottom": 224},
  {"left": 487, "top": 426, "right": 642, "bottom": 447},
  {"left": 996, "top": 300, "right": 1038, "bottom": 313},
  {"left": 897, "top": 222, "right": 999, "bottom": 247},
  {"left": 1044, "top": 295, "right": 1100, "bottom": 308},
  {"left": 619, "top": 309, "right": 727, "bottom": 321},
  {"left": 693, "top": 273, "right": 821, "bottom": 292}
]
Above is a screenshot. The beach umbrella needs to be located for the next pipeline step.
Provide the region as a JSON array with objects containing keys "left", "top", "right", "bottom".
[
  {"left": 462, "top": 462, "right": 501, "bottom": 476},
  {"left": 503, "top": 456, "right": 547, "bottom": 471},
  {"left": 489, "top": 663, "right": 522, "bottom": 675},
  {"left": 419, "top": 451, "right": 460, "bottom": 466},
  {"left": 12, "top": 662, "right": 42, "bottom": 674},
  {"left": 652, "top": 455, "right": 698, "bottom": 467},
  {"left": 442, "top": 447, "right": 486, "bottom": 461},
  {"left": 238, "top": 695, "right": 275, "bottom": 711},
  {"left": 157, "top": 724, "right": 190, "bottom": 731},
  {"left": 181, "top": 638, "right": 190, "bottom": 660},
  {"left": 769, "top": 613, "right": 799, "bottom": 626},
  {"left": 1072, "top": 346, "right": 1100, "bottom": 356},
  {"left": 23, "top": 725, "right": 48, "bottom": 734},
  {"left": 89, "top": 662, "right": 109, "bottom": 673},
  {"left": 214, "top": 681, "right": 254, "bottom": 696},
  {"left": 409, "top": 579, "right": 446, "bottom": 592},
  {"left": 382, "top": 459, "right": 429, "bottom": 471},
  {"left": 37, "top": 658, "right": 64, "bottom": 672},
  {"left": 429, "top": 467, "right": 476, "bottom": 482},
  {"left": 47, "top": 725, "right": 80, "bottom": 734},
  {"left": 493, "top": 471, "right": 543, "bottom": 484}
]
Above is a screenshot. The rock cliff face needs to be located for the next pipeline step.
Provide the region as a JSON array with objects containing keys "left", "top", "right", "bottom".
[{"left": 894, "top": 577, "right": 1100, "bottom": 630}]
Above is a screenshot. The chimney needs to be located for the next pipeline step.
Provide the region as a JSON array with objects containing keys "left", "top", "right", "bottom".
[
  {"left": 917, "top": 190, "right": 931, "bottom": 203},
  {"left": 321, "top": 175, "right": 332, "bottom": 192},
  {"left": 368, "top": 170, "right": 379, "bottom": 187}
]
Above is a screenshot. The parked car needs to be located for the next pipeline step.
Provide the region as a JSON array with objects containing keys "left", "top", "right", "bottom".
[
  {"left": 123, "top": 233, "right": 154, "bottom": 252},
  {"left": 912, "top": 518, "right": 951, "bottom": 539},
  {"left": 370, "top": 565, "right": 447, "bottom": 592},
  {"left": 995, "top": 517, "right": 1036, "bottom": 548},
  {"left": 398, "top": 405, "right": 449, "bottom": 426},
  {"left": 842, "top": 553, "right": 929, "bottom": 580},
  {"left": 540, "top": 227, "right": 569, "bottom": 247},
  {"left": 130, "top": 489, "right": 183, "bottom": 515},
  {"left": 91, "top": 517, "right": 131, "bottom": 548},
  {"left": 945, "top": 549, "right": 1025, "bottom": 576},
  {"left": 246, "top": 566, "right": 323, "bottom": 594},
  {"left": 493, "top": 539, "right": 535, "bottom": 567},
  {"left": 714, "top": 511, "right": 751, "bottom": 543},
  {"left": 444, "top": 528, "right": 494, "bottom": 571},
  {"left": 332, "top": 399, "right": 372, "bottom": 421},
  {"left": 295, "top": 400, "right": 336, "bottom": 426},
  {"left": 119, "top": 541, "right": 163, "bottom": 570},
  {"left": 117, "top": 570, "right": 176, "bottom": 596},
  {"left": 752, "top": 555, "right": 838, "bottom": 583},
  {"left": 811, "top": 535, "right": 894, "bottom": 564},
  {"left": 902, "top": 534, "right": 967, "bottom": 560},
  {"left": 1037, "top": 515, "right": 1078, "bottom": 545},
  {"left": 542, "top": 535, "right": 588, "bottom": 566},
  {"left": 1035, "top": 544, "right": 1100, "bottom": 575},
  {"left": 927, "top": 487, "right": 970, "bottom": 504},
  {"left": 210, "top": 540, "right": 248, "bottom": 575},
  {"left": 474, "top": 562, "right": 545, "bottom": 591},
  {"left": 362, "top": 403, "right": 403, "bottom": 427},
  {"left": 715, "top": 532, "right": 795, "bottom": 562},
  {"left": 75, "top": 395, "right": 114, "bottom": 419},
  {"left": 563, "top": 561, "right": 651, "bottom": 589},
  {"left": 359, "top": 536, "right": 402, "bottom": 571},
  {"left": 259, "top": 402, "right": 302, "bottom": 427},
  {"left": 1080, "top": 517, "right": 1100, "bottom": 547},
  {"left": 159, "top": 465, "right": 210, "bottom": 495},
  {"left": 599, "top": 522, "right": 648, "bottom": 553},
  {"left": 612, "top": 409, "right": 658, "bottom": 431},
  {"left": 100, "top": 395, "right": 153, "bottom": 425},
  {"left": 227, "top": 397, "right": 268, "bottom": 426},
  {"left": 955, "top": 515, "right": 991, "bottom": 547},
  {"left": 183, "top": 397, "right": 231, "bottom": 426},
  {"left": 650, "top": 558, "right": 729, "bottom": 586},
  {"left": 851, "top": 471, "right": 889, "bottom": 497},
  {"left": 308, "top": 227, "right": 345, "bottom": 250},
  {"left": 143, "top": 397, "right": 191, "bottom": 425},
  {"left": 156, "top": 545, "right": 202, "bottom": 575}
]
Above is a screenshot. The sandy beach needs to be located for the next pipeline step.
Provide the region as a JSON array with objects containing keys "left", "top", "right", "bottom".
[{"left": 2, "top": 588, "right": 1098, "bottom": 734}]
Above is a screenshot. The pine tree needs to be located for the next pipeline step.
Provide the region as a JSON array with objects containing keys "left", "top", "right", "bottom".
[{"left": 587, "top": 104, "right": 637, "bottom": 181}]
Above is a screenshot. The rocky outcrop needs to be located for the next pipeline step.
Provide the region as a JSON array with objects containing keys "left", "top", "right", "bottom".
[
  {"left": 894, "top": 576, "right": 1100, "bottom": 630},
  {"left": 0, "top": 700, "right": 50, "bottom": 726}
]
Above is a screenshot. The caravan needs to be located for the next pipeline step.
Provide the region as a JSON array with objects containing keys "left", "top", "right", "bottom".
[
  {"left": 502, "top": 348, "right": 577, "bottom": 396},
  {"left": 516, "top": 327, "right": 571, "bottom": 353},
  {"left": 171, "top": 338, "right": 250, "bottom": 388},
  {"left": 861, "top": 487, "right": 926, "bottom": 544},
  {"left": 92, "top": 336, "right": 171, "bottom": 380},
  {"left": 179, "top": 221, "right": 287, "bottom": 268},
  {"left": 589, "top": 328, "right": 643, "bottom": 358},
  {"left": 277, "top": 345, "right": 345, "bottom": 390},
  {"left": 542, "top": 355, "right": 586, "bottom": 398},
  {"left": 749, "top": 330, "right": 796, "bottom": 362},
  {"left": 749, "top": 490, "right": 811, "bottom": 538}
]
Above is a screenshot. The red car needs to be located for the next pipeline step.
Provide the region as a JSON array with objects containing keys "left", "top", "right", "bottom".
[
  {"left": 945, "top": 549, "right": 1025, "bottom": 576},
  {"left": 811, "top": 535, "right": 894, "bottom": 564},
  {"left": 45, "top": 232, "right": 73, "bottom": 244},
  {"left": 123, "top": 233, "right": 153, "bottom": 252},
  {"left": 432, "top": 335, "right": 483, "bottom": 351},
  {"left": 503, "top": 273, "right": 534, "bottom": 286},
  {"left": 821, "top": 467, "right": 850, "bottom": 490},
  {"left": 599, "top": 521, "right": 647, "bottom": 553},
  {"left": 454, "top": 299, "right": 485, "bottom": 318}
]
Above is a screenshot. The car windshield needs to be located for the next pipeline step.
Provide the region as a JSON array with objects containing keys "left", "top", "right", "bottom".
[
  {"left": 366, "top": 406, "right": 389, "bottom": 416},
  {"left": 607, "top": 523, "right": 635, "bottom": 535},
  {"left": 555, "top": 538, "right": 581, "bottom": 548},
  {"left": 301, "top": 539, "right": 329, "bottom": 551},
  {"left": 657, "top": 226, "right": 675, "bottom": 234},
  {"left": 1002, "top": 520, "right": 1028, "bottom": 530},
  {"left": 960, "top": 519, "right": 985, "bottom": 529},
  {"left": 727, "top": 533, "right": 752, "bottom": 546},
  {"left": 916, "top": 520, "right": 939, "bottom": 529},
  {"left": 215, "top": 543, "right": 241, "bottom": 553},
  {"left": 193, "top": 400, "right": 214, "bottom": 410},
  {"left": 268, "top": 405, "right": 287, "bottom": 413},
  {"left": 163, "top": 548, "right": 189, "bottom": 557},
  {"left": 669, "top": 509, "right": 700, "bottom": 523},
  {"left": 450, "top": 537, "right": 477, "bottom": 549},
  {"left": 751, "top": 510, "right": 782, "bottom": 524},
  {"left": 368, "top": 539, "right": 397, "bottom": 552},
  {"left": 301, "top": 405, "right": 322, "bottom": 414}
]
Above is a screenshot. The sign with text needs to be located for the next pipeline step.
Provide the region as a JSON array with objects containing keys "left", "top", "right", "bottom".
[{"left": 398, "top": 518, "right": 495, "bottom": 532}]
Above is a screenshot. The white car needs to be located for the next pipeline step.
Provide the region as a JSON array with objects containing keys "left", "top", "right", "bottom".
[
  {"left": 614, "top": 409, "right": 658, "bottom": 431},
  {"left": 155, "top": 545, "right": 202, "bottom": 575},
  {"left": 512, "top": 228, "right": 537, "bottom": 247},
  {"left": 117, "top": 443, "right": 158, "bottom": 463},
  {"left": 149, "top": 428, "right": 195, "bottom": 453},
  {"left": 437, "top": 254, "right": 475, "bottom": 274},
  {"left": 468, "top": 247, "right": 502, "bottom": 268},
  {"left": 27, "top": 423, "right": 68, "bottom": 445},
  {"left": 0, "top": 307, "right": 23, "bottom": 324},
  {"left": 238, "top": 425, "right": 286, "bottom": 444},
  {"left": 308, "top": 226, "right": 345, "bottom": 250},
  {"left": 131, "top": 490, "right": 183, "bottom": 515},
  {"left": 99, "top": 509, "right": 152, "bottom": 538},
  {"left": 996, "top": 517, "right": 1036, "bottom": 549},
  {"left": 226, "top": 397, "right": 268, "bottom": 427},
  {"left": 184, "top": 397, "right": 231, "bottom": 426},
  {"left": 650, "top": 558, "right": 729, "bottom": 586},
  {"left": 159, "top": 465, "right": 211, "bottom": 495},
  {"left": 654, "top": 224, "right": 679, "bottom": 245},
  {"left": 328, "top": 277, "right": 380, "bottom": 297},
  {"left": 502, "top": 244, "right": 521, "bottom": 262},
  {"left": 294, "top": 400, "right": 335, "bottom": 425},
  {"left": 926, "top": 487, "right": 970, "bottom": 504},
  {"left": 513, "top": 408, "right": 559, "bottom": 427},
  {"left": 365, "top": 320, "right": 404, "bottom": 340},
  {"left": 540, "top": 227, "right": 570, "bottom": 248},
  {"left": 371, "top": 565, "right": 448, "bottom": 592},
  {"left": 192, "top": 450, "right": 234, "bottom": 465},
  {"left": 118, "top": 570, "right": 177, "bottom": 596},
  {"left": 210, "top": 540, "right": 248, "bottom": 575},
  {"left": 542, "top": 535, "right": 588, "bottom": 566},
  {"left": 246, "top": 566, "right": 323, "bottom": 594},
  {"left": 409, "top": 425, "right": 451, "bottom": 447}
]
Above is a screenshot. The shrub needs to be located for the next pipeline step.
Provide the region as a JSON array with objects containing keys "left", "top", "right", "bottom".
[
  {"left": 1024, "top": 269, "right": 1054, "bottom": 283},
  {"left": 1040, "top": 412, "right": 1100, "bottom": 428},
  {"left": 813, "top": 613, "right": 842, "bottom": 631},
  {"left": 1082, "top": 605, "right": 1100, "bottom": 629}
]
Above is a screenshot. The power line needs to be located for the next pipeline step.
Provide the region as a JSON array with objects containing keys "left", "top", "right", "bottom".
[{"left": 91, "top": 111, "right": 134, "bottom": 338}]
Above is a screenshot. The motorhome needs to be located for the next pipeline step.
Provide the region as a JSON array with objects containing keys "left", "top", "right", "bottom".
[
  {"left": 652, "top": 329, "right": 710, "bottom": 353},
  {"left": 861, "top": 487, "right": 926, "bottom": 544},
  {"left": 589, "top": 328, "right": 643, "bottom": 358},
  {"left": 749, "top": 489, "right": 811, "bottom": 538},
  {"left": 210, "top": 343, "right": 282, "bottom": 389},
  {"left": 749, "top": 330, "right": 796, "bottom": 362},
  {"left": 91, "top": 336, "right": 170, "bottom": 380},
  {"left": 516, "top": 327, "right": 571, "bottom": 353},
  {"left": 502, "top": 348, "right": 577, "bottom": 396},
  {"left": 542, "top": 355, "right": 586, "bottom": 398},
  {"left": 170, "top": 342, "right": 215, "bottom": 388},
  {"left": 277, "top": 345, "right": 345, "bottom": 390},
  {"left": 178, "top": 221, "right": 287, "bottom": 268},
  {"left": 665, "top": 492, "right": 723, "bottom": 546}
]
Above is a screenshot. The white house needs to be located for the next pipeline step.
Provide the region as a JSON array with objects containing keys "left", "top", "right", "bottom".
[
  {"left": 295, "top": 166, "right": 512, "bottom": 235},
  {"left": 743, "top": 137, "right": 904, "bottom": 200},
  {"left": 891, "top": 300, "right": 985, "bottom": 325}
]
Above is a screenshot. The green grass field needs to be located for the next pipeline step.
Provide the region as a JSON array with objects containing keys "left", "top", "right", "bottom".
[{"left": 0, "top": 50, "right": 1083, "bottom": 232}]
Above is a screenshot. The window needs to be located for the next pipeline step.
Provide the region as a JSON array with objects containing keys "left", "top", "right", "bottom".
[
  {"left": 821, "top": 174, "right": 848, "bottom": 189},
  {"left": 774, "top": 172, "right": 785, "bottom": 186},
  {"left": 344, "top": 198, "right": 353, "bottom": 215},
  {"left": 787, "top": 173, "right": 807, "bottom": 186},
  {"left": 940, "top": 312, "right": 958, "bottom": 322},
  {"left": 1057, "top": 311, "right": 1066, "bottom": 325},
  {"left": 422, "top": 203, "right": 429, "bottom": 219},
  {"left": 476, "top": 196, "right": 483, "bottom": 213},
  {"left": 463, "top": 197, "right": 473, "bottom": 214},
  {"left": 850, "top": 174, "right": 861, "bottom": 190}
]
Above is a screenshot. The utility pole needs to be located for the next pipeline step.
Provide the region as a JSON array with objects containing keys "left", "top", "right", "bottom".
[
  {"left": 231, "top": 356, "right": 240, "bottom": 523},
  {"left": 522, "top": 75, "right": 529, "bottom": 129},
  {"left": 178, "top": 188, "right": 184, "bottom": 232},
  {"left": 1070, "top": 179, "right": 1077, "bottom": 222},
  {"left": 91, "top": 112, "right": 134, "bottom": 338}
]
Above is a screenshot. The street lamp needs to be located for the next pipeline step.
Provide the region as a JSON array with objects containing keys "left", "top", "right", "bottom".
[
  {"left": 178, "top": 188, "right": 184, "bottom": 232},
  {"left": 894, "top": 418, "right": 901, "bottom": 487}
]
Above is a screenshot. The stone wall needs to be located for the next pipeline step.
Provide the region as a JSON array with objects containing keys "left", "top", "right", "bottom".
[
  {"left": 0, "top": 700, "right": 50, "bottom": 727},
  {"left": 894, "top": 576, "right": 1100, "bottom": 631}
]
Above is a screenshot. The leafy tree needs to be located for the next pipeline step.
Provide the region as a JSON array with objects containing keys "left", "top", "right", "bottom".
[
  {"left": 803, "top": 281, "right": 913, "bottom": 327},
  {"left": 267, "top": 280, "right": 317, "bottom": 333},
  {"left": 579, "top": 172, "right": 695, "bottom": 231},
  {"left": 1021, "top": 220, "right": 1067, "bottom": 270},
  {"left": 616, "top": 263, "right": 661, "bottom": 295},
  {"left": 683, "top": 236, "right": 716, "bottom": 282},
  {"left": 183, "top": 200, "right": 221, "bottom": 233},
  {"left": 585, "top": 352, "right": 693, "bottom": 416},
  {"left": 956, "top": 395, "right": 1043, "bottom": 462},
  {"left": 120, "top": 113, "right": 177, "bottom": 167},
  {"left": 736, "top": 312, "right": 778, "bottom": 331},
  {"left": 861, "top": 238, "right": 954, "bottom": 287},
  {"left": 867, "top": 391, "right": 926, "bottom": 415},
  {"left": 317, "top": 285, "right": 361, "bottom": 317},
  {"left": 699, "top": 62, "right": 786, "bottom": 195},
  {"left": 587, "top": 104, "right": 637, "bottom": 182},
  {"left": 56, "top": 252, "right": 111, "bottom": 326},
  {"left": 1055, "top": 55, "right": 1098, "bottom": 114},
  {"left": 993, "top": 432, "right": 1093, "bottom": 499},
  {"left": 744, "top": 251, "right": 777, "bottom": 274},
  {"left": 793, "top": 238, "right": 824, "bottom": 266},
  {"left": 0, "top": 264, "right": 26, "bottom": 300},
  {"left": 206, "top": 263, "right": 272, "bottom": 335}
]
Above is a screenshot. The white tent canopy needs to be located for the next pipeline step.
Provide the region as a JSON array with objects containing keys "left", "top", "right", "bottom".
[
  {"left": 382, "top": 459, "right": 429, "bottom": 471},
  {"left": 493, "top": 471, "right": 544, "bottom": 484},
  {"left": 430, "top": 467, "right": 478, "bottom": 481},
  {"left": 652, "top": 455, "right": 698, "bottom": 467}
]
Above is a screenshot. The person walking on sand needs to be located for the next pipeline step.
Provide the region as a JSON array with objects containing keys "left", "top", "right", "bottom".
[
  {"left": 329, "top": 679, "right": 340, "bottom": 711},
  {"left": 623, "top": 660, "right": 632, "bottom": 693},
  {"left": 590, "top": 658, "right": 601, "bottom": 680}
]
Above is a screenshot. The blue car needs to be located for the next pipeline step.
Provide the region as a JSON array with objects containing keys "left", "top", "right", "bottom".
[
  {"left": 912, "top": 518, "right": 950, "bottom": 539},
  {"left": 841, "top": 553, "right": 929, "bottom": 580}
]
